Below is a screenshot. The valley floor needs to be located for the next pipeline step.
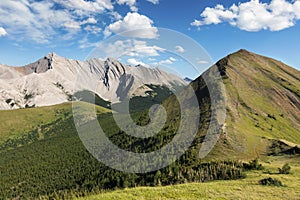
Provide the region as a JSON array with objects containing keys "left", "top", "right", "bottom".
[{"left": 80, "top": 156, "right": 300, "bottom": 200}]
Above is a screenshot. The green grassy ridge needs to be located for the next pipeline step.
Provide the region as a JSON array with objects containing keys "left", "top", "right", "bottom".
[
  {"left": 80, "top": 156, "right": 300, "bottom": 200},
  {"left": 205, "top": 50, "right": 300, "bottom": 159},
  {"left": 0, "top": 102, "right": 109, "bottom": 146},
  {"left": 0, "top": 103, "right": 72, "bottom": 144}
]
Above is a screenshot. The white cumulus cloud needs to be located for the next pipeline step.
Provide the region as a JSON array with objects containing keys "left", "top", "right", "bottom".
[
  {"left": 155, "top": 57, "right": 177, "bottom": 66},
  {"left": 0, "top": 0, "right": 112, "bottom": 43},
  {"left": 96, "top": 39, "right": 165, "bottom": 58},
  {"left": 127, "top": 58, "right": 148, "bottom": 66},
  {"left": 84, "top": 26, "right": 102, "bottom": 35},
  {"left": 116, "top": 0, "right": 159, "bottom": 11},
  {"left": 82, "top": 18, "right": 98, "bottom": 24},
  {"left": 146, "top": 0, "right": 159, "bottom": 4},
  {"left": 198, "top": 60, "right": 209, "bottom": 64},
  {"left": 52, "top": 0, "right": 113, "bottom": 14},
  {"left": 0, "top": 27, "right": 7, "bottom": 37},
  {"left": 191, "top": 0, "right": 300, "bottom": 32},
  {"left": 175, "top": 45, "right": 185, "bottom": 53},
  {"left": 0, "top": 1, "right": 77, "bottom": 43},
  {"left": 116, "top": 0, "right": 137, "bottom": 12},
  {"left": 104, "top": 12, "right": 158, "bottom": 39},
  {"left": 169, "top": 57, "right": 177, "bottom": 62}
]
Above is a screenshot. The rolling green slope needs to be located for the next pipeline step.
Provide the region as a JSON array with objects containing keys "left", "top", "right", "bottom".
[
  {"left": 0, "top": 102, "right": 109, "bottom": 149},
  {"left": 0, "top": 103, "right": 72, "bottom": 144},
  {"left": 209, "top": 50, "right": 300, "bottom": 159},
  {"left": 80, "top": 156, "right": 300, "bottom": 200},
  {"left": 174, "top": 49, "right": 300, "bottom": 160}
]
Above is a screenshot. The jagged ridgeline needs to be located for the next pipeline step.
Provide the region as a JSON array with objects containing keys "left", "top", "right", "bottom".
[
  {"left": 0, "top": 53, "right": 186, "bottom": 110},
  {"left": 0, "top": 49, "right": 300, "bottom": 199}
]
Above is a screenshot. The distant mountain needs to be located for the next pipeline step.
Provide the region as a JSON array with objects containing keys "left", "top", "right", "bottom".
[
  {"left": 184, "top": 77, "right": 193, "bottom": 83},
  {"left": 0, "top": 53, "right": 186, "bottom": 110}
]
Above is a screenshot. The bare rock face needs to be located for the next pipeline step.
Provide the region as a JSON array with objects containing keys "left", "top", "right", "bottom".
[
  {"left": 23, "top": 53, "right": 54, "bottom": 74},
  {"left": 0, "top": 53, "right": 187, "bottom": 110}
]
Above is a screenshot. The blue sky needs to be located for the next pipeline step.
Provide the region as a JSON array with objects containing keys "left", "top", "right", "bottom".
[{"left": 0, "top": 0, "right": 300, "bottom": 79}]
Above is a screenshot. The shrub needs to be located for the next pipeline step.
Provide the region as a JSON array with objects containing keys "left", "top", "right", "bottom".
[
  {"left": 278, "top": 163, "right": 291, "bottom": 174},
  {"left": 5, "top": 99, "right": 13, "bottom": 104},
  {"left": 243, "top": 158, "right": 264, "bottom": 170},
  {"left": 259, "top": 177, "right": 283, "bottom": 187},
  {"left": 267, "top": 114, "right": 276, "bottom": 120},
  {"left": 24, "top": 93, "right": 34, "bottom": 100}
]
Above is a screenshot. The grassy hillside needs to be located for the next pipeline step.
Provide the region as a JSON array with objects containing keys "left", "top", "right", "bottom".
[
  {"left": 0, "top": 103, "right": 71, "bottom": 144},
  {"left": 195, "top": 49, "right": 300, "bottom": 160},
  {"left": 81, "top": 156, "right": 300, "bottom": 200},
  {"left": 0, "top": 102, "right": 109, "bottom": 146}
]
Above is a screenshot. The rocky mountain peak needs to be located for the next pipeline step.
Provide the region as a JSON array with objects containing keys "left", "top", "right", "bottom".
[
  {"left": 20, "top": 52, "right": 65, "bottom": 75},
  {"left": 0, "top": 54, "right": 186, "bottom": 109},
  {"left": 45, "top": 52, "right": 56, "bottom": 59}
]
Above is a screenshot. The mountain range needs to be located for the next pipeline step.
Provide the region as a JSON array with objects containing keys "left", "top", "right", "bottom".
[
  {"left": 0, "top": 53, "right": 186, "bottom": 110},
  {"left": 1, "top": 49, "right": 299, "bottom": 156}
]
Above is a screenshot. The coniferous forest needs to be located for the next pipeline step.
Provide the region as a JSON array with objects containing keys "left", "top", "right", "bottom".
[{"left": 0, "top": 104, "right": 247, "bottom": 199}]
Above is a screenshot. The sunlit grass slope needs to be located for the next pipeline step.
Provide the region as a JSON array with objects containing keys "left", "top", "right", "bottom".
[
  {"left": 0, "top": 102, "right": 109, "bottom": 144},
  {"left": 200, "top": 50, "right": 300, "bottom": 160},
  {"left": 81, "top": 156, "right": 300, "bottom": 200}
]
